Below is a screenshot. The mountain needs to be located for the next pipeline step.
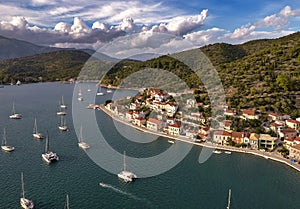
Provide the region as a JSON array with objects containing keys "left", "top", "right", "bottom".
[
  {"left": 0, "top": 32, "right": 299, "bottom": 115},
  {"left": 0, "top": 35, "right": 62, "bottom": 60}
]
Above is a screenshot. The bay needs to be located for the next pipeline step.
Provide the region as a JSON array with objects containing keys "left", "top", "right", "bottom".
[{"left": 0, "top": 82, "right": 300, "bottom": 209}]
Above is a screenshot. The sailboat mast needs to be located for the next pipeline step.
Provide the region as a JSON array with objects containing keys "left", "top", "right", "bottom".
[
  {"left": 2, "top": 128, "right": 6, "bottom": 145},
  {"left": 45, "top": 132, "right": 49, "bottom": 153},
  {"left": 62, "top": 95, "right": 64, "bottom": 105},
  {"left": 34, "top": 117, "right": 37, "bottom": 134},
  {"left": 12, "top": 102, "right": 15, "bottom": 114},
  {"left": 227, "top": 189, "right": 231, "bottom": 209},
  {"left": 65, "top": 194, "right": 70, "bottom": 209},
  {"left": 21, "top": 172, "right": 25, "bottom": 198},
  {"left": 123, "top": 151, "right": 126, "bottom": 171},
  {"left": 79, "top": 126, "right": 83, "bottom": 142}
]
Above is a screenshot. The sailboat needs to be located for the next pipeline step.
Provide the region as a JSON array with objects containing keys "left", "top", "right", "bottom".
[
  {"left": 117, "top": 151, "right": 137, "bottom": 182},
  {"left": 42, "top": 132, "right": 59, "bottom": 163},
  {"left": 20, "top": 172, "right": 34, "bottom": 209},
  {"left": 33, "top": 117, "right": 43, "bottom": 139},
  {"left": 1, "top": 128, "right": 15, "bottom": 152},
  {"left": 226, "top": 189, "right": 231, "bottom": 209},
  {"left": 16, "top": 80, "right": 21, "bottom": 86},
  {"left": 57, "top": 102, "right": 67, "bottom": 115},
  {"left": 78, "top": 126, "right": 90, "bottom": 149},
  {"left": 60, "top": 95, "right": 67, "bottom": 109},
  {"left": 64, "top": 194, "right": 70, "bottom": 209},
  {"left": 58, "top": 115, "right": 68, "bottom": 131},
  {"left": 9, "top": 102, "right": 22, "bottom": 119}
]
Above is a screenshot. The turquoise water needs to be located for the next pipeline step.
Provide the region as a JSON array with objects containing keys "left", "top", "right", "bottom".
[{"left": 0, "top": 82, "right": 300, "bottom": 209}]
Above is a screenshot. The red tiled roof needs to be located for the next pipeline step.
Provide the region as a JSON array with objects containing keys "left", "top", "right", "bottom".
[
  {"left": 287, "top": 119, "right": 300, "bottom": 124},
  {"left": 148, "top": 118, "right": 162, "bottom": 125},
  {"left": 169, "top": 123, "right": 180, "bottom": 128},
  {"left": 242, "top": 109, "right": 255, "bottom": 115},
  {"left": 284, "top": 137, "right": 294, "bottom": 142},
  {"left": 214, "top": 130, "right": 231, "bottom": 137},
  {"left": 231, "top": 132, "right": 247, "bottom": 138},
  {"left": 281, "top": 128, "right": 297, "bottom": 134},
  {"left": 295, "top": 136, "right": 300, "bottom": 142}
]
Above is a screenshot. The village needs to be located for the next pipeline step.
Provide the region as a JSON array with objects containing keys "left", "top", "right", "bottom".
[{"left": 89, "top": 88, "right": 300, "bottom": 164}]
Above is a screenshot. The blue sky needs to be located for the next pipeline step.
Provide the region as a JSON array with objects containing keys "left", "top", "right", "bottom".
[{"left": 0, "top": 0, "right": 299, "bottom": 51}]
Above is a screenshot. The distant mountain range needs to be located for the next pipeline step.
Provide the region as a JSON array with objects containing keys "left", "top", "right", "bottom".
[{"left": 0, "top": 35, "right": 62, "bottom": 60}]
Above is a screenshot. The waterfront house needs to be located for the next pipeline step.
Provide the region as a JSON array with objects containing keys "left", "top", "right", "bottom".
[
  {"left": 286, "top": 119, "right": 300, "bottom": 130},
  {"left": 213, "top": 130, "right": 231, "bottom": 145},
  {"left": 231, "top": 131, "right": 250, "bottom": 144},
  {"left": 249, "top": 133, "right": 259, "bottom": 149},
  {"left": 147, "top": 118, "right": 164, "bottom": 132},
  {"left": 289, "top": 144, "right": 300, "bottom": 162},
  {"left": 279, "top": 128, "right": 297, "bottom": 139},
  {"left": 168, "top": 122, "right": 181, "bottom": 136},
  {"left": 242, "top": 109, "right": 259, "bottom": 120},
  {"left": 258, "top": 134, "right": 278, "bottom": 150},
  {"left": 284, "top": 137, "right": 295, "bottom": 150},
  {"left": 125, "top": 111, "right": 133, "bottom": 120},
  {"left": 199, "top": 127, "right": 210, "bottom": 138},
  {"left": 133, "top": 117, "right": 146, "bottom": 127},
  {"left": 186, "top": 129, "right": 197, "bottom": 139}
]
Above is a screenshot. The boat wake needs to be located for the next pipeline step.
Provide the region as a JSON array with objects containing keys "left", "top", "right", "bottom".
[{"left": 99, "top": 182, "right": 152, "bottom": 206}]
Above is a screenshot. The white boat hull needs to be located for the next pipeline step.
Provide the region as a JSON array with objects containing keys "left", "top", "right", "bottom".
[
  {"left": 9, "top": 113, "right": 22, "bottom": 119},
  {"left": 1, "top": 145, "right": 15, "bottom": 152},
  {"left": 58, "top": 126, "right": 68, "bottom": 131},
  {"left": 42, "top": 152, "right": 59, "bottom": 164},
  {"left": 20, "top": 197, "right": 34, "bottom": 209},
  {"left": 33, "top": 133, "right": 43, "bottom": 139},
  {"left": 78, "top": 142, "right": 90, "bottom": 149}
]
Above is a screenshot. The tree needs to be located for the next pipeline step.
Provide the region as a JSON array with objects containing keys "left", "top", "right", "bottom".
[{"left": 276, "top": 74, "right": 289, "bottom": 91}]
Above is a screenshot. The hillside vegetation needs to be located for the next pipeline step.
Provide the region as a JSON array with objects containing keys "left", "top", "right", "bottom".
[{"left": 0, "top": 32, "right": 299, "bottom": 115}]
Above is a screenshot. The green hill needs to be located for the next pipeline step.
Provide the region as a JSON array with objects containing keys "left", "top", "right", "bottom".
[{"left": 0, "top": 32, "right": 299, "bottom": 115}]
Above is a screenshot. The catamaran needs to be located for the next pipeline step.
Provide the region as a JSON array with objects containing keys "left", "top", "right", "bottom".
[
  {"left": 1, "top": 128, "right": 15, "bottom": 152},
  {"left": 60, "top": 95, "right": 67, "bottom": 109},
  {"left": 20, "top": 172, "right": 34, "bottom": 209},
  {"left": 118, "top": 151, "right": 137, "bottom": 182},
  {"left": 42, "top": 132, "right": 59, "bottom": 164},
  {"left": 58, "top": 115, "right": 68, "bottom": 131},
  {"left": 9, "top": 102, "right": 22, "bottom": 119},
  {"left": 33, "top": 117, "right": 43, "bottom": 139},
  {"left": 78, "top": 125, "right": 90, "bottom": 149}
]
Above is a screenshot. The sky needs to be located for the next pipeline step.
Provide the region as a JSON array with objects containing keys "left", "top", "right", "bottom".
[{"left": 0, "top": 0, "right": 299, "bottom": 55}]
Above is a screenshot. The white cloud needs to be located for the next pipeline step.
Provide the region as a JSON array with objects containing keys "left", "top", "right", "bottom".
[
  {"left": 150, "top": 9, "right": 208, "bottom": 35},
  {"left": 256, "top": 6, "right": 300, "bottom": 30},
  {"left": 184, "top": 27, "right": 227, "bottom": 45},
  {"left": 229, "top": 24, "right": 256, "bottom": 39}
]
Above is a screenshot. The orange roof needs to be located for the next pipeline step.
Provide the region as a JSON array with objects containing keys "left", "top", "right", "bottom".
[
  {"left": 281, "top": 128, "right": 297, "bottom": 134},
  {"left": 169, "top": 123, "right": 180, "bottom": 128},
  {"left": 148, "top": 118, "right": 162, "bottom": 125},
  {"left": 295, "top": 136, "right": 300, "bottom": 142},
  {"left": 284, "top": 137, "right": 294, "bottom": 142},
  {"left": 287, "top": 119, "right": 300, "bottom": 124},
  {"left": 242, "top": 109, "right": 255, "bottom": 115},
  {"left": 214, "top": 130, "right": 231, "bottom": 137}
]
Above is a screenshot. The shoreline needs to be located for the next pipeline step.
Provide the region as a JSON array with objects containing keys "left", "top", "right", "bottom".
[{"left": 99, "top": 105, "right": 300, "bottom": 173}]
